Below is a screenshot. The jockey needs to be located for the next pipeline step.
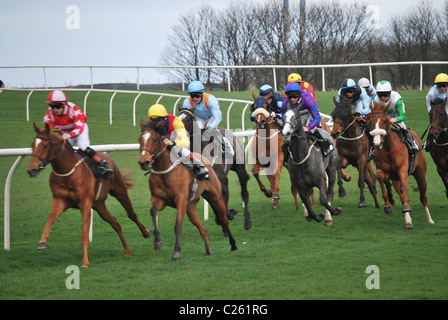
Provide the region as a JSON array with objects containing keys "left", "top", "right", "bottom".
[
  {"left": 336, "top": 78, "right": 372, "bottom": 116},
  {"left": 358, "top": 77, "right": 377, "bottom": 101},
  {"left": 288, "top": 73, "right": 317, "bottom": 101},
  {"left": 250, "top": 84, "right": 284, "bottom": 125},
  {"left": 181, "top": 80, "right": 232, "bottom": 158},
  {"left": 374, "top": 80, "right": 420, "bottom": 155},
  {"left": 281, "top": 82, "right": 334, "bottom": 161},
  {"left": 424, "top": 73, "right": 448, "bottom": 151},
  {"left": 43, "top": 90, "right": 113, "bottom": 178},
  {"left": 146, "top": 104, "right": 209, "bottom": 180}
]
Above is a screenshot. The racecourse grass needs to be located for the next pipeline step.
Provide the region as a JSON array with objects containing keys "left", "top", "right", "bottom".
[{"left": 0, "top": 88, "right": 447, "bottom": 300}]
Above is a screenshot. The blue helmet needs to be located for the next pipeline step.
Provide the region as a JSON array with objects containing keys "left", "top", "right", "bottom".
[
  {"left": 341, "top": 78, "right": 357, "bottom": 89},
  {"left": 259, "top": 84, "right": 273, "bottom": 96},
  {"left": 285, "top": 82, "right": 301, "bottom": 94},
  {"left": 188, "top": 81, "right": 205, "bottom": 94}
]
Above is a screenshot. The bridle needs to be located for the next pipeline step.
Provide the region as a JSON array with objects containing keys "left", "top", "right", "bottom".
[
  {"left": 31, "top": 134, "right": 64, "bottom": 170},
  {"left": 370, "top": 111, "right": 392, "bottom": 149},
  {"left": 140, "top": 128, "right": 168, "bottom": 165}
]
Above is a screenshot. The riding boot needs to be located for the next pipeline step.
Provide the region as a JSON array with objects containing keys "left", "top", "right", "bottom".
[
  {"left": 183, "top": 153, "right": 209, "bottom": 181},
  {"left": 423, "top": 133, "right": 433, "bottom": 152},
  {"left": 207, "top": 129, "right": 234, "bottom": 158},
  {"left": 312, "top": 129, "right": 334, "bottom": 157},
  {"left": 403, "top": 129, "right": 420, "bottom": 154},
  {"left": 84, "top": 147, "right": 113, "bottom": 178}
]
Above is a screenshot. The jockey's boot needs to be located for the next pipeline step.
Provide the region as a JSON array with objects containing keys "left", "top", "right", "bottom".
[
  {"left": 403, "top": 129, "right": 420, "bottom": 154},
  {"left": 184, "top": 154, "right": 209, "bottom": 181},
  {"left": 423, "top": 133, "right": 433, "bottom": 152},
  {"left": 85, "top": 147, "right": 113, "bottom": 178},
  {"left": 312, "top": 130, "right": 334, "bottom": 157},
  {"left": 207, "top": 128, "right": 234, "bottom": 158}
]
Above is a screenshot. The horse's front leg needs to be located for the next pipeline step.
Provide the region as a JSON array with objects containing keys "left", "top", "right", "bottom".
[
  {"left": 251, "top": 164, "right": 272, "bottom": 198},
  {"left": 391, "top": 173, "right": 413, "bottom": 229},
  {"left": 376, "top": 169, "right": 393, "bottom": 214},
  {"left": 299, "top": 188, "right": 324, "bottom": 223},
  {"left": 172, "top": 199, "right": 188, "bottom": 260},
  {"left": 37, "top": 198, "right": 68, "bottom": 250},
  {"left": 80, "top": 202, "right": 94, "bottom": 268},
  {"left": 150, "top": 199, "right": 165, "bottom": 251},
  {"left": 336, "top": 158, "right": 347, "bottom": 198}
]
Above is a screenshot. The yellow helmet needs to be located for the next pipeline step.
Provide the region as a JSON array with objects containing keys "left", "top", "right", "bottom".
[
  {"left": 288, "top": 73, "right": 302, "bottom": 83},
  {"left": 434, "top": 73, "right": 448, "bottom": 84},
  {"left": 148, "top": 104, "right": 168, "bottom": 118}
]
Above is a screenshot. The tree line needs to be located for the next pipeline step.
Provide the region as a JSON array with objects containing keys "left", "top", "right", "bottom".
[{"left": 160, "top": 0, "right": 447, "bottom": 91}]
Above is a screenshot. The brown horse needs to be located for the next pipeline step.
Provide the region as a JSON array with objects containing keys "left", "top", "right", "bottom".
[
  {"left": 251, "top": 92, "right": 285, "bottom": 209},
  {"left": 367, "top": 101, "right": 434, "bottom": 229},
  {"left": 331, "top": 96, "right": 380, "bottom": 208},
  {"left": 138, "top": 118, "right": 237, "bottom": 259},
  {"left": 27, "top": 123, "right": 151, "bottom": 268},
  {"left": 428, "top": 97, "right": 448, "bottom": 198}
]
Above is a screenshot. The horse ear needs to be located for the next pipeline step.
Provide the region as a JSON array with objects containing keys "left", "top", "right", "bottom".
[
  {"left": 333, "top": 96, "right": 337, "bottom": 105},
  {"left": 32, "top": 122, "right": 41, "bottom": 133},
  {"left": 177, "top": 104, "right": 184, "bottom": 112},
  {"left": 44, "top": 122, "right": 51, "bottom": 132},
  {"left": 252, "top": 91, "right": 258, "bottom": 100},
  {"left": 281, "top": 91, "right": 287, "bottom": 98},
  {"left": 140, "top": 119, "right": 146, "bottom": 130},
  {"left": 265, "top": 92, "right": 273, "bottom": 100}
]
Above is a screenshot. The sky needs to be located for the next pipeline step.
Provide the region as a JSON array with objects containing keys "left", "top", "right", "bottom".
[{"left": 0, "top": 0, "right": 441, "bottom": 88}]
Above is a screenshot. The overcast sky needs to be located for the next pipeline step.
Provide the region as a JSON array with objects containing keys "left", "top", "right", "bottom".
[{"left": 0, "top": 0, "right": 441, "bottom": 87}]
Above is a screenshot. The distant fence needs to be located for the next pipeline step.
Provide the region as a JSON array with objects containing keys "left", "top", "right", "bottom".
[{"left": 1, "top": 61, "right": 447, "bottom": 92}]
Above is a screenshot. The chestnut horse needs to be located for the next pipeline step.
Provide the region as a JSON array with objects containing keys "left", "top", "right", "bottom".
[
  {"left": 331, "top": 96, "right": 380, "bottom": 209},
  {"left": 138, "top": 118, "right": 237, "bottom": 259},
  {"left": 177, "top": 106, "right": 253, "bottom": 230},
  {"left": 367, "top": 101, "right": 434, "bottom": 229},
  {"left": 27, "top": 123, "right": 151, "bottom": 268},
  {"left": 250, "top": 92, "right": 285, "bottom": 209},
  {"left": 428, "top": 97, "right": 448, "bottom": 198}
]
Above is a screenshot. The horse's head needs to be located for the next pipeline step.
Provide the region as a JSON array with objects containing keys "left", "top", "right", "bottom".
[
  {"left": 367, "top": 100, "right": 391, "bottom": 149},
  {"left": 27, "top": 122, "right": 64, "bottom": 177},
  {"left": 331, "top": 96, "right": 354, "bottom": 139},
  {"left": 251, "top": 92, "right": 273, "bottom": 129},
  {"left": 429, "top": 98, "right": 448, "bottom": 136},
  {"left": 138, "top": 118, "right": 166, "bottom": 171},
  {"left": 281, "top": 107, "right": 302, "bottom": 143},
  {"left": 177, "top": 104, "right": 196, "bottom": 134}
]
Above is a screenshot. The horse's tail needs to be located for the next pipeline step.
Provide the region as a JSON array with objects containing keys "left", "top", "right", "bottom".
[{"left": 120, "top": 169, "right": 135, "bottom": 189}]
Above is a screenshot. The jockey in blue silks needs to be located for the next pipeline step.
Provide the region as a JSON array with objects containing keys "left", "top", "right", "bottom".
[
  {"left": 250, "top": 84, "right": 284, "bottom": 126},
  {"left": 336, "top": 78, "right": 372, "bottom": 116}
]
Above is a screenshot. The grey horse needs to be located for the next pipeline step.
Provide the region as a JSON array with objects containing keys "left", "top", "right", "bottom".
[{"left": 282, "top": 107, "right": 342, "bottom": 225}]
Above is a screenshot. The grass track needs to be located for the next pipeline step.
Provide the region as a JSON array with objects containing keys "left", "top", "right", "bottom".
[{"left": 0, "top": 89, "right": 447, "bottom": 300}]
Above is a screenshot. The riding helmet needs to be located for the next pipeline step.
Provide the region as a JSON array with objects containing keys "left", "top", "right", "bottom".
[
  {"left": 376, "top": 80, "right": 392, "bottom": 93},
  {"left": 148, "top": 104, "right": 168, "bottom": 118},
  {"left": 187, "top": 81, "right": 205, "bottom": 94},
  {"left": 259, "top": 84, "right": 273, "bottom": 96},
  {"left": 434, "top": 73, "right": 448, "bottom": 85},
  {"left": 288, "top": 73, "right": 302, "bottom": 83},
  {"left": 46, "top": 90, "right": 67, "bottom": 105},
  {"left": 284, "top": 82, "right": 301, "bottom": 97}
]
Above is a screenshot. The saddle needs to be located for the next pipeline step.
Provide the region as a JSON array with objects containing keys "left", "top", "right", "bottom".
[
  {"left": 392, "top": 128, "right": 420, "bottom": 175},
  {"left": 75, "top": 149, "right": 102, "bottom": 179}
]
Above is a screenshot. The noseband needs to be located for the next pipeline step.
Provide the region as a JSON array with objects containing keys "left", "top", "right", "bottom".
[
  {"left": 31, "top": 135, "right": 64, "bottom": 169},
  {"left": 140, "top": 128, "right": 168, "bottom": 164}
]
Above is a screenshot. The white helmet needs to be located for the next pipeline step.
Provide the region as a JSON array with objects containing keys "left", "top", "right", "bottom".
[
  {"left": 46, "top": 90, "right": 67, "bottom": 105},
  {"left": 376, "top": 80, "right": 392, "bottom": 92},
  {"left": 358, "top": 77, "right": 371, "bottom": 88}
]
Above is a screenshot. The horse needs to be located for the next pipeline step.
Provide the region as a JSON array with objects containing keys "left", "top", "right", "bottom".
[
  {"left": 367, "top": 101, "right": 434, "bottom": 229},
  {"left": 428, "top": 97, "right": 448, "bottom": 198},
  {"left": 282, "top": 107, "right": 342, "bottom": 226},
  {"left": 137, "top": 118, "right": 237, "bottom": 259},
  {"left": 250, "top": 92, "right": 285, "bottom": 209},
  {"left": 177, "top": 106, "right": 253, "bottom": 230},
  {"left": 27, "top": 123, "right": 151, "bottom": 268},
  {"left": 331, "top": 96, "right": 380, "bottom": 209}
]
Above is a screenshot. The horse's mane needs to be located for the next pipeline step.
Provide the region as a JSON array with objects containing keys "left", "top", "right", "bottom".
[{"left": 145, "top": 117, "right": 166, "bottom": 135}]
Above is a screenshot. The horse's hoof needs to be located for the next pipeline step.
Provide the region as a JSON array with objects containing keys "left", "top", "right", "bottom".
[
  {"left": 172, "top": 252, "right": 181, "bottom": 260},
  {"left": 402, "top": 206, "right": 412, "bottom": 213},
  {"left": 405, "top": 223, "right": 414, "bottom": 230},
  {"left": 325, "top": 220, "right": 333, "bottom": 227},
  {"left": 144, "top": 229, "right": 152, "bottom": 238},
  {"left": 342, "top": 175, "right": 351, "bottom": 182},
  {"left": 331, "top": 208, "right": 342, "bottom": 216},
  {"left": 154, "top": 241, "right": 163, "bottom": 251},
  {"left": 295, "top": 206, "right": 300, "bottom": 213},
  {"left": 244, "top": 221, "right": 253, "bottom": 230},
  {"left": 384, "top": 206, "right": 393, "bottom": 214},
  {"left": 338, "top": 189, "right": 346, "bottom": 198},
  {"left": 265, "top": 190, "right": 273, "bottom": 198},
  {"left": 358, "top": 201, "right": 366, "bottom": 208},
  {"left": 36, "top": 242, "right": 48, "bottom": 250},
  {"left": 227, "top": 209, "right": 238, "bottom": 220},
  {"left": 305, "top": 217, "right": 312, "bottom": 222},
  {"left": 272, "top": 203, "right": 279, "bottom": 209}
]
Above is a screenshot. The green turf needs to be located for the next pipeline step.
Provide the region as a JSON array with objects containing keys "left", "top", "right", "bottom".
[{"left": 0, "top": 88, "right": 447, "bottom": 300}]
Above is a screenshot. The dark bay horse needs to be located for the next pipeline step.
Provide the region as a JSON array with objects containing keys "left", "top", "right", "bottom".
[
  {"left": 177, "top": 106, "right": 252, "bottom": 230},
  {"left": 331, "top": 96, "right": 380, "bottom": 209},
  {"left": 251, "top": 92, "right": 285, "bottom": 209},
  {"left": 282, "top": 107, "right": 342, "bottom": 226},
  {"left": 428, "top": 97, "right": 448, "bottom": 198},
  {"left": 138, "top": 118, "right": 237, "bottom": 259},
  {"left": 368, "top": 101, "right": 434, "bottom": 229},
  {"left": 27, "top": 123, "right": 151, "bottom": 268}
]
